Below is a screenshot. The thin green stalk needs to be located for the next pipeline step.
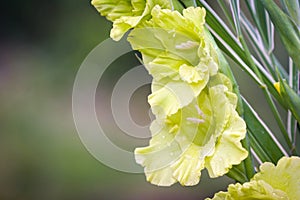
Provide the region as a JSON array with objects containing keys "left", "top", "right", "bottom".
[
  {"left": 240, "top": 13, "right": 281, "bottom": 80},
  {"left": 197, "top": 0, "right": 297, "bottom": 156},
  {"left": 243, "top": 98, "right": 289, "bottom": 160},
  {"left": 280, "top": 0, "right": 300, "bottom": 27},
  {"left": 247, "top": 130, "right": 273, "bottom": 162},
  {"left": 250, "top": 148, "right": 263, "bottom": 166},
  {"left": 179, "top": 0, "right": 197, "bottom": 7},
  {"left": 291, "top": 59, "right": 299, "bottom": 91},
  {"left": 196, "top": 0, "right": 284, "bottom": 106},
  {"left": 239, "top": 34, "right": 294, "bottom": 154},
  {"left": 241, "top": 15, "right": 277, "bottom": 79},
  {"left": 226, "top": 167, "right": 248, "bottom": 183},
  {"left": 245, "top": 0, "right": 269, "bottom": 48},
  {"left": 241, "top": 14, "right": 288, "bottom": 81},
  {"left": 289, "top": 58, "right": 299, "bottom": 148},
  {"left": 260, "top": 0, "right": 300, "bottom": 70},
  {"left": 228, "top": 0, "right": 294, "bottom": 153},
  {"left": 271, "top": 55, "right": 289, "bottom": 80},
  {"left": 288, "top": 58, "right": 294, "bottom": 142},
  {"left": 217, "top": 0, "right": 235, "bottom": 31},
  {"left": 241, "top": 135, "right": 255, "bottom": 180}
]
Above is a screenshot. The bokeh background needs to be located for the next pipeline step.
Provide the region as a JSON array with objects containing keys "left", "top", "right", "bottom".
[{"left": 0, "top": 1, "right": 288, "bottom": 200}]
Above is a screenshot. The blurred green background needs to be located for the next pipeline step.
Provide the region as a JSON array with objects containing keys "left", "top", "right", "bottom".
[{"left": 0, "top": 1, "right": 288, "bottom": 200}]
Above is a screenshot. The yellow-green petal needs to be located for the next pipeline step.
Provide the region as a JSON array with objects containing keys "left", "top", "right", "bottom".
[
  {"left": 136, "top": 80, "right": 247, "bottom": 186},
  {"left": 179, "top": 64, "right": 204, "bottom": 83},
  {"left": 205, "top": 109, "right": 248, "bottom": 177},
  {"left": 171, "top": 144, "right": 205, "bottom": 186},
  {"left": 148, "top": 80, "right": 195, "bottom": 118},
  {"left": 208, "top": 180, "right": 288, "bottom": 200},
  {"left": 253, "top": 156, "right": 300, "bottom": 200},
  {"left": 92, "top": 0, "right": 171, "bottom": 40},
  {"left": 208, "top": 156, "right": 300, "bottom": 199},
  {"left": 91, "top": 0, "right": 134, "bottom": 21},
  {"left": 128, "top": 6, "right": 219, "bottom": 113}
]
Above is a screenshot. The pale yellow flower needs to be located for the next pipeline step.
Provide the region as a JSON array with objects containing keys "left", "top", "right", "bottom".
[
  {"left": 91, "top": 0, "right": 171, "bottom": 40},
  {"left": 208, "top": 156, "right": 300, "bottom": 200},
  {"left": 135, "top": 74, "right": 248, "bottom": 186},
  {"left": 128, "top": 6, "right": 219, "bottom": 117}
]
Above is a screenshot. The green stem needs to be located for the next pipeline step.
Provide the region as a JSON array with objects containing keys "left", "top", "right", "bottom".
[
  {"left": 226, "top": 167, "right": 248, "bottom": 183},
  {"left": 178, "top": 0, "right": 197, "bottom": 7},
  {"left": 230, "top": 0, "right": 294, "bottom": 154},
  {"left": 247, "top": 131, "right": 273, "bottom": 162},
  {"left": 260, "top": 0, "right": 300, "bottom": 70},
  {"left": 241, "top": 135, "right": 255, "bottom": 180},
  {"left": 217, "top": 0, "right": 236, "bottom": 31},
  {"left": 245, "top": 0, "right": 269, "bottom": 48},
  {"left": 239, "top": 35, "right": 294, "bottom": 153},
  {"left": 289, "top": 58, "right": 299, "bottom": 151}
]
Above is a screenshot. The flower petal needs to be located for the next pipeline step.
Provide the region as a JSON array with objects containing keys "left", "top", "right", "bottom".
[
  {"left": 171, "top": 144, "right": 205, "bottom": 186},
  {"left": 208, "top": 156, "right": 300, "bottom": 199},
  {"left": 92, "top": 0, "right": 171, "bottom": 40},
  {"left": 205, "top": 109, "right": 248, "bottom": 177},
  {"left": 136, "top": 83, "right": 247, "bottom": 186},
  {"left": 253, "top": 156, "right": 300, "bottom": 200},
  {"left": 91, "top": 0, "right": 134, "bottom": 21},
  {"left": 148, "top": 80, "right": 196, "bottom": 118}
]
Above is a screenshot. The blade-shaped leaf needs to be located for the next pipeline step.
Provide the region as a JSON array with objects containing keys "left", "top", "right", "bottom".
[
  {"left": 240, "top": 13, "right": 288, "bottom": 80},
  {"left": 279, "top": 78, "right": 300, "bottom": 125},
  {"left": 280, "top": 0, "right": 300, "bottom": 27},
  {"left": 229, "top": 0, "right": 241, "bottom": 36},
  {"left": 243, "top": 98, "right": 288, "bottom": 163},
  {"left": 179, "top": 0, "right": 196, "bottom": 7},
  {"left": 170, "top": 0, "right": 184, "bottom": 11},
  {"left": 216, "top": 0, "right": 235, "bottom": 30},
  {"left": 260, "top": 0, "right": 300, "bottom": 70},
  {"left": 245, "top": 0, "right": 275, "bottom": 54},
  {"left": 197, "top": 0, "right": 286, "bottom": 108}
]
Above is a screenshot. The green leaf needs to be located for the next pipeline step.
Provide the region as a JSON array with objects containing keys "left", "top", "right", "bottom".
[
  {"left": 216, "top": 0, "right": 235, "bottom": 30},
  {"left": 260, "top": 0, "right": 300, "bottom": 70},
  {"left": 280, "top": 0, "right": 300, "bottom": 27},
  {"left": 245, "top": 0, "right": 275, "bottom": 55},
  {"left": 226, "top": 165, "right": 248, "bottom": 183},
  {"left": 240, "top": 13, "right": 276, "bottom": 79},
  {"left": 253, "top": 0, "right": 268, "bottom": 42},
  {"left": 243, "top": 99, "right": 287, "bottom": 163},
  {"left": 170, "top": 0, "right": 184, "bottom": 12},
  {"left": 229, "top": 0, "right": 241, "bottom": 36},
  {"left": 279, "top": 78, "right": 300, "bottom": 125},
  {"left": 197, "top": 0, "right": 286, "bottom": 108},
  {"left": 197, "top": 1, "right": 262, "bottom": 85},
  {"left": 178, "top": 0, "right": 197, "bottom": 7}
]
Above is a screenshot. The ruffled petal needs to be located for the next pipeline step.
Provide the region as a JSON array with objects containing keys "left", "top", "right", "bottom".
[
  {"left": 131, "top": 6, "right": 247, "bottom": 187},
  {"left": 253, "top": 156, "right": 300, "bottom": 200},
  {"left": 148, "top": 80, "right": 196, "bottom": 118},
  {"left": 92, "top": 0, "right": 171, "bottom": 40},
  {"left": 91, "top": 0, "right": 134, "bottom": 21},
  {"left": 205, "top": 109, "right": 248, "bottom": 177},
  {"left": 136, "top": 83, "right": 247, "bottom": 186},
  {"left": 208, "top": 156, "right": 300, "bottom": 199},
  {"left": 171, "top": 144, "right": 205, "bottom": 186}
]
